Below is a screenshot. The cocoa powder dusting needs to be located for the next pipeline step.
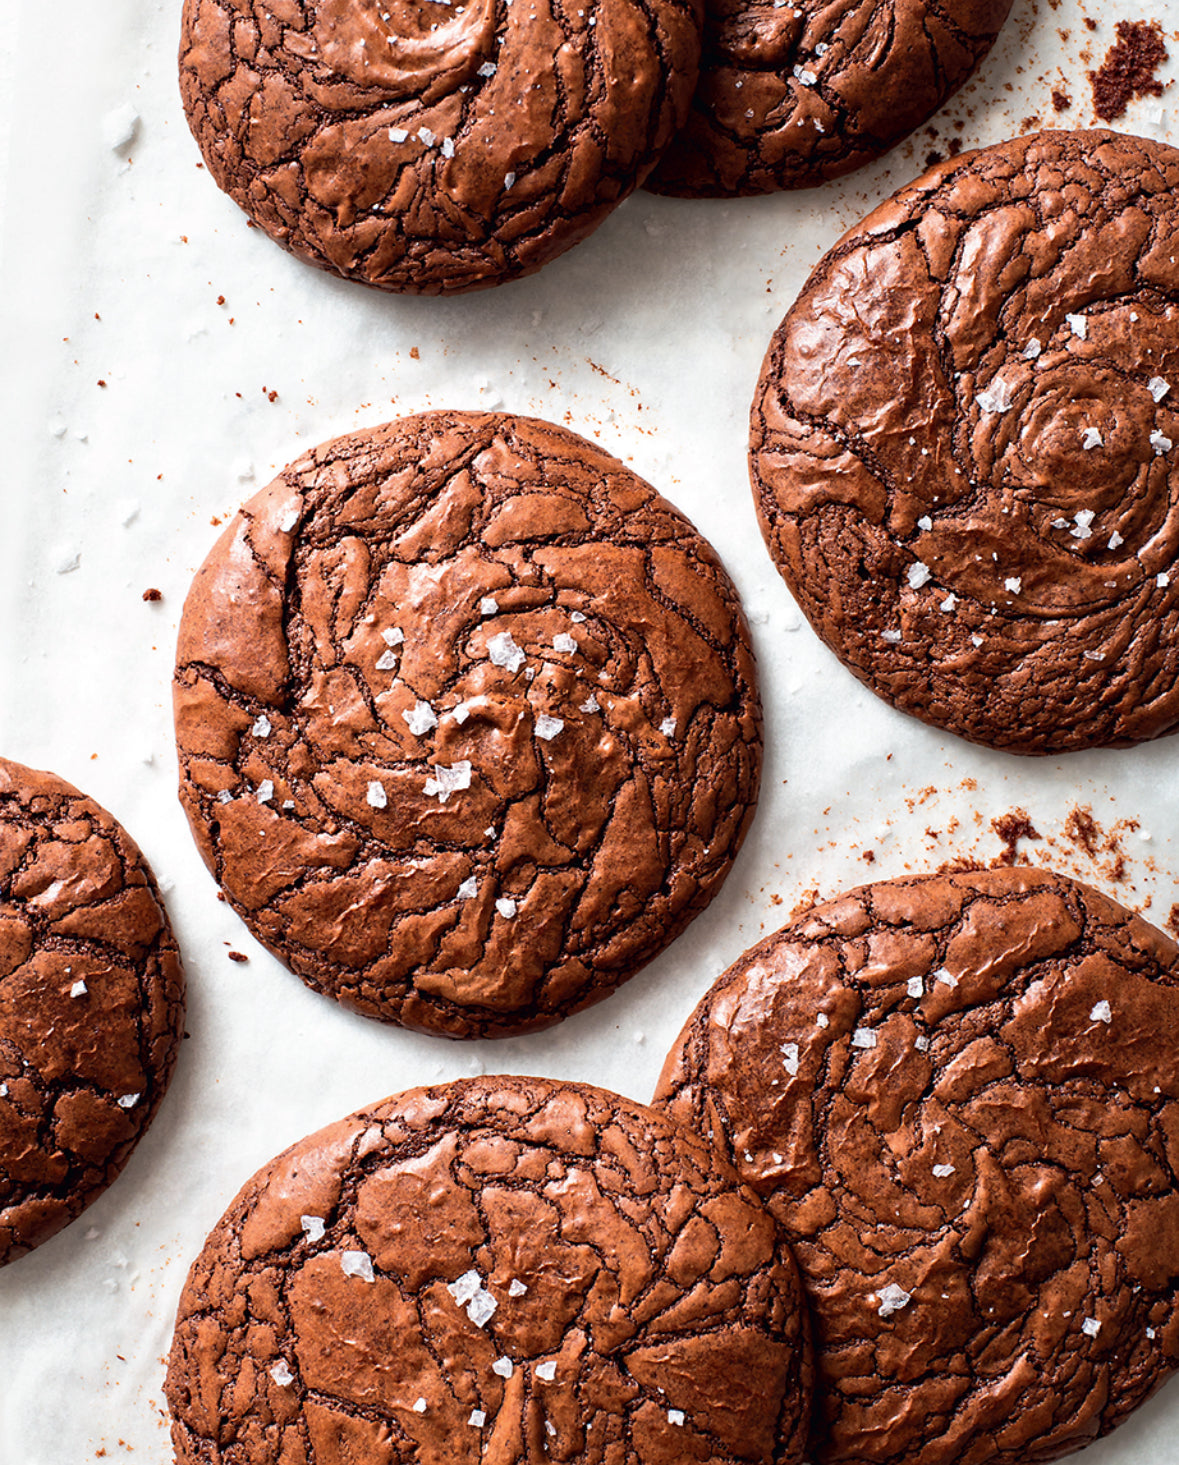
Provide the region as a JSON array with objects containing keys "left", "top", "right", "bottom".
[
  {"left": 991, "top": 809, "right": 1042, "bottom": 866},
  {"left": 1090, "top": 21, "right": 1167, "bottom": 121}
]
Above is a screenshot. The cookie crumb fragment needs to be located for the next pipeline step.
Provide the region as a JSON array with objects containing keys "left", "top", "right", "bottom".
[
  {"left": 142, "top": 587, "right": 163, "bottom": 602},
  {"left": 1090, "top": 21, "right": 1167, "bottom": 121}
]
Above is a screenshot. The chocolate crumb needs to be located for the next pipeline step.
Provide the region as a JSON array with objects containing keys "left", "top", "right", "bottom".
[
  {"left": 410, "top": 346, "right": 421, "bottom": 360},
  {"left": 862, "top": 849, "right": 876, "bottom": 863},
  {"left": 1085, "top": 16, "right": 1098, "bottom": 30},
  {"left": 142, "top": 588, "right": 163, "bottom": 602},
  {"left": 925, "top": 151, "right": 944, "bottom": 166},
  {"left": 947, "top": 137, "right": 963, "bottom": 156},
  {"left": 1169, "top": 904, "right": 1179, "bottom": 938},
  {"left": 991, "top": 809, "right": 1041, "bottom": 865},
  {"left": 1052, "top": 89, "right": 1072, "bottom": 110},
  {"left": 97, "top": 380, "right": 107, "bottom": 388},
  {"left": 1021, "top": 115, "right": 1041, "bottom": 131},
  {"left": 1090, "top": 20, "right": 1167, "bottom": 120},
  {"left": 1064, "top": 806, "right": 1100, "bottom": 858},
  {"left": 227, "top": 951, "right": 249, "bottom": 964}
]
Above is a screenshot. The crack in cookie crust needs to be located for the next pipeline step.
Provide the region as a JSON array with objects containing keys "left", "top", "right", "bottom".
[
  {"left": 173, "top": 412, "right": 762, "bottom": 1038},
  {"left": 655, "top": 866, "right": 1179, "bottom": 1465}
]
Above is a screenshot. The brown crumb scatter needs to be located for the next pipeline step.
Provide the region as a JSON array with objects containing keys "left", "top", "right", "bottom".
[
  {"left": 991, "top": 809, "right": 1041, "bottom": 865},
  {"left": 227, "top": 951, "right": 249, "bottom": 964},
  {"left": 217, "top": 294, "right": 226, "bottom": 305},
  {"left": 1052, "top": 89, "right": 1072, "bottom": 110},
  {"left": 862, "top": 849, "right": 876, "bottom": 863},
  {"left": 925, "top": 150, "right": 944, "bottom": 166},
  {"left": 1085, "top": 16, "right": 1098, "bottom": 30},
  {"left": 770, "top": 892, "right": 783, "bottom": 905},
  {"left": 142, "top": 588, "right": 163, "bottom": 602},
  {"left": 97, "top": 380, "right": 107, "bottom": 388},
  {"left": 947, "top": 137, "right": 964, "bottom": 155},
  {"left": 1021, "top": 115, "right": 1041, "bottom": 131},
  {"left": 1064, "top": 806, "right": 1100, "bottom": 857},
  {"left": 1168, "top": 904, "right": 1179, "bottom": 938},
  {"left": 1090, "top": 20, "right": 1167, "bottom": 120},
  {"left": 410, "top": 346, "right": 420, "bottom": 360}
]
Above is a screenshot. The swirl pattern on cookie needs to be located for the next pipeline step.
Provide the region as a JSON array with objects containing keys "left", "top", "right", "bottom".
[
  {"left": 751, "top": 131, "right": 1179, "bottom": 752},
  {"left": 174, "top": 412, "right": 762, "bottom": 1037},
  {"left": 179, "top": 0, "right": 702, "bottom": 293}
]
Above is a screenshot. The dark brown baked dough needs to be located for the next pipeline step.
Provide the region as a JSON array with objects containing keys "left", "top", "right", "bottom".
[
  {"left": 173, "top": 411, "right": 762, "bottom": 1039},
  {"left": 165, "top": 1075, "right": 813, "bottom": 1464},
  {"left": 655, "top": 866, "right": 1179, "bottom": 1465},
  {"left": 751, "top": 130, "right": 1179, "bottom": 753},
  {"left": 0, "top": 758, "right": 185, "bottom": 1265},
  {"left": 179, "top": 0, "right": 702, "bottom": 294},
  {"left": 645, "top": 0, "right": 1012, "bottom": 197}
]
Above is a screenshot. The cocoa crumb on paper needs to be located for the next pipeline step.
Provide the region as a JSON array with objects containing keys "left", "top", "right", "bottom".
[
  {"left": 991, "top": 809, "right": 1042, "bottom": 865},
  {"left": 142, "top": 588, "right": 162, "bottom": 602},
  {"left": 1090, "top": 20, "right": 1167, "bottom": 120}
]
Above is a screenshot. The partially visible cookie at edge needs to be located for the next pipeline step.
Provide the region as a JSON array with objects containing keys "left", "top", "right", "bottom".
[
  {"left": 179, "top": 0, "right": 702, "bottom": 294},
  {"left": 165, "top": 1075, "right": 814, "bottom": 1464},
  {"left": 654, "top": 865, "right": 1179, "bottom": 1465},
  {"left": 645, "top": 0, "right": 1012, "bottom": 196},
  {"left": 173, "top": 411, "right": 762, "bottom": 1038},
  {"left": 751, "top": 130, "right": 1179, "bottom": 752},
  {"left": 0, "top": 757, "right": 185, "bottom": 1265}
]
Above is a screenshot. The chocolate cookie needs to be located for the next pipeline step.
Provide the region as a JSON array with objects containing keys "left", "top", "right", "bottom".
[
  {"left": 179, "top": 0, "right": 701, "bottom": 294},
  {"left": 0, "top": 758, "right": 185, "bottom": 1265},
  {"left": 174, "top": 412, "right": 762, "bottom": 1038},
  {"left": 751, "top": 130, "right": 1179, "bottom": 753},
  {"left": 655, "top": 866, "right": 1179, "bottom": 1465},
  {"left": 165, "top": 1076, "right": 813, "bottom": 1463},
  {"left": 645, "top": 0, "right": 1012, "bottom": 197}
]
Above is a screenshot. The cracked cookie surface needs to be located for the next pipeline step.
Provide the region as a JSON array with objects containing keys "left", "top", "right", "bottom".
[
  {"left": 645, "top": 0, "right": 1011, "bottom": 197},
  {"left": 751, "top": 130, "right": 1179, "bottom": 752},
  {"left": 0, "top": 758, "right": 185, "bottom": 1266},
  {"left": 179, "top": 0, "right": 702, "bottom": 293},
  {"left": 655, "top": 866, "right": 1179, "bottom": 1465},
  {"left": 173, "top": 411, "right": 762, "bottom": 1038},
  {"left": 165, "top": 1075, "right": 813, "bottom": 1464}
]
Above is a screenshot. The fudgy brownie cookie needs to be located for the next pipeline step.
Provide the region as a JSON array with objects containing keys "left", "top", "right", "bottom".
[
  {"left": 751, "top": 130, "right": 1179, "bottom": 754},
  {"left": 645, "top": 0, "right": 1012, "bottom": 197},
  {"left": 655, "top": 866, "right": 1179, "bottom": 1465},
  {"left": 0, "top": 758, "right": 185, "bottom": 1265},
  {"left": 179, "top": 0, "right": 702, "bottom": 294},
  {"left": 165, "top": 1076, "right": 813, "bottom": 1464},
  {"left": 174, "top": 412, "right": 762, "bottom": 1038}
]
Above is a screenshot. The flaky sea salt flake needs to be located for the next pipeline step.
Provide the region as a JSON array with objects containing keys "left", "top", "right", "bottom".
[
  {"left": 1004, "top": 577, "right": 1022, "bottom": 593},
  {"left": 535, "top": 715, "right": 564, "bottom": 741},
  {"left": 425, "top": 761, "right": 473, "bottom": 802},
  {"left": 660, "top": 717, "right": 677, "bottom": 736},
  {"left": 851, "top": 1028, "right": 877, "bottom": 1049},
  {"left": 488, "top": 630, "right": 526, "bottom": 671},
  {"left": 1151, "top": 429, "right": 1173, "bottom": 455},
  {"left": 1081, "top": 427, "right": 1103, "bottom": 451},
  {"left": 418, "top": 127, "right": 436, "bottom": 146},
  {"left": 376, "top": 650, "right": 398, "bottom": 671},
  {"left": 1109, "top": 532, "right": 1125, "bottom": 549},
  {"left": 493, "top": 1357, "right": 514, "bottom": 1378},
  {"left": 271, "top": 1360, "right": 294, "bottom": 1386},
  {"left": 257, "top": 780, "right": 274, "bottom": 804},
  {"left": 1066, "top": 313, "right": 1088, "bottom": 339},
  {"left": 1159, "top": 572, "right": 1172, "bottom": 588},
  {"left": 70, "top": 980, "right": 87, "bottom": 998},
  {"left": 509, "top": 1279, "right": 528, "bottom": 1296},
  {"left": 976, "top": 378, "right": 1014, "bottom": 414},
  {"left": 881, "top": 629, "right": 902, "bottom": 644},
  {"left": 1023, "top": 338, "right": 1042, "bottom": 360},
  {"left": 496, "top": 897, "right": 518, "bottom": 919},
  {"left": 1090, "top": 1000, "right": 1112, "bottom": 1024},
  {"left": 932, "top": 1163, "right": 956, "bottom": 1178},
  {"left": 341, "top": 1250, "right": 375, "bottom": 1282},
  {"left": 553, "top": 632, "right": 578, "bottom": 653},
  {"left": 458, "top": 877, "right": 478, "bottom": 899},
  {"left": 301, "top": 1215, "right": 326, "bottom": 1241},
  {"left": 367, "top": 781, "right": 388, "bottom": 809},
  {"left": 1082, "top": 1316, "right": 1101, "bottom": 1338},
  {"left": 403, "top": 700, "right": 439, "bottom": 736},
  {"left": 536, "top": 1361, "right": 557, "bottom": 1381},
  {"left": 781, "top": 1042, "right": 800, "bottom": 1076},
  {"left": 389, "top": 126, "right": 409, "bottom": 141},
  {"left": 876, "top": 1282, "right": 912, "bottom": 1318},
  {"left": 1149, "top": 377, "right": 1171, "bottom": 402},
  {"left": 907, "top": 976, "right": 924, "bottom": 998},
  {"left": 907, "top": 561, "right": 932, "bottom": 589},
  {"left": 117, "top": 1093, "right": 140, "bottom": 1109},
  {"left": 581, "top": 695, "right": 600, "bottom": 713},
  {"left": 469, "top": 1410, "right": 487, "bottom": 1428},
  {"left": 382, "top": 627, "right": 405, "bottom": 646}
]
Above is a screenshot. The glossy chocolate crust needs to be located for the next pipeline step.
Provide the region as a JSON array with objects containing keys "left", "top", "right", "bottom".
[
  {"left": 751, "top": 130, "right": 1179, "bottom": 753},
  {"left": 165, "top": 1076, "right": 813, "bottom": 1464},
  {"left": 645, "top": 0, "right": 1011, "bottom": 197},
  {"left": 173, "top": 412, "right": 762, "bottom": 1038},
  {"left": 179, "top": 0, "right": 701, "bottom": 295},
  {"left": 655, "top": 866, "right": 1179, "bottom": 1465},
  {"left": 0, "top": 758, "right": 185, "bottom": 1265}
]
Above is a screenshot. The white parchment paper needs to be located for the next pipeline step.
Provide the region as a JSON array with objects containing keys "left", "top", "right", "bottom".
[{"left": 3, "top": 0, "right": 1179, "bottom": 1458}]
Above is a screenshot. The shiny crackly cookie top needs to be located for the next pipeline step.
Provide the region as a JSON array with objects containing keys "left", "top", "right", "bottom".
[
  {"left": 0, "top": 757, "right": 184, "bottom": 1265},
  {"left": 752, "top": 130, "right": 1179, "bottom": 752},
  {"left": 179, "top": 0, "right": 702, "bottom": 293},
  {"left": 656, "top": 866, "right": 1179, "bottom": 1465},
  {"left": 174, "top": 412, "right": 761, "bottom": 1037},
  {"left": 165, "top": 1077, "right": 812, "bottom": 1464},
  {"left": 647, "top": 0, "right": 1012, "bottom": 196}
]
